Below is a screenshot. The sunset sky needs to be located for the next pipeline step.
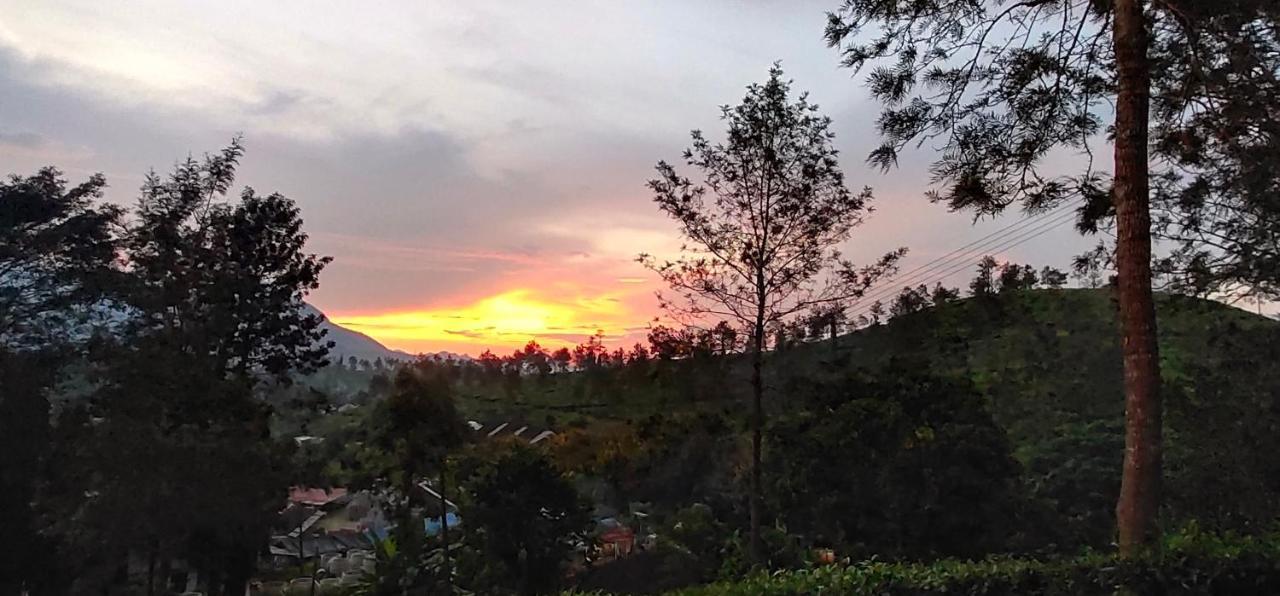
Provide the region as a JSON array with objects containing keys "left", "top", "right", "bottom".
[{"left": 0, "top": 1, "right": 1101, "bottom": 355}]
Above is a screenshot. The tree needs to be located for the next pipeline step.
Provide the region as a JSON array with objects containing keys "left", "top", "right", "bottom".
[
  {"left": 460, "top": 442, "right": 589, "bottom": 595},
  {"left": 642, "top": 66, "right": 903, "bottom": 562},
  {"left": 768, "top": 362, "right": 1024, "bottom": 559},
  {"left": 67, "top": 139, "right": 332, "bottom": 593},
  {"left": 997, "top": 263, "right": 1040, "bottom": 293},
  {"left": 821, "top": 0, "right": 1279, "bottom": 552},
  {"left": 890, "top": 284, "right": 932, "bottom": 316},
  {"left": 0, "top": 168, "right": 120, "bottom": 593},
  {"left": 0, "top": 168, "right": 121, "bottom": 348},
  {"left": 521, "top": 340, "right": 552, "bottom": 378},
  {"left": 550, "top": 347, "right": 572, "bottom": 374},
  {"left": 370, "top": 362, "right": 469, "bottom": 593},
  {"left": 123, "top": 137, "right": 331, "bottom": 382},
  {"left": 930, "top": 282, "right": 961, "bottom": 304},
  {"left": 805, "top": 303, "right": 848, "bottom": 349},
  {"left": 969, "top": 257, "right": 999, "bottom": 297},
  {"left": 1041, "top": 266, "right": 1070, "bottom": 289},
  {"left": 1143, "top": 8, "right": 1280, "bottom": 301},
  {"left": 0, "top": 351, "right": 69, "bottom": 594}
]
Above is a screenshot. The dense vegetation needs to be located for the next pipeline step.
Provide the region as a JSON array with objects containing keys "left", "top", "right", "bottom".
[
  {"left": 289, "top": 284, "right": 1280, "bottom": 594},
  {"left": 628, "top": 530, "right": 1280, "bottom": 595}
]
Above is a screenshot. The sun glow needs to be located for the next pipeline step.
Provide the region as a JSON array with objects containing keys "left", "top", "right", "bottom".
[{"left": 330, "top": 288, "right": 649, "bottom": 355}]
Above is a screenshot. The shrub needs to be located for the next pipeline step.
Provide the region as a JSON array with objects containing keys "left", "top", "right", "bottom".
[{"left": 637, "top": 531, "right": 1280, "bottom": 595}]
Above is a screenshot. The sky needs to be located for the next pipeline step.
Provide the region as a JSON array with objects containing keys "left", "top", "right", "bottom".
[{"left": 0, "top": 1, "right": 1105, "bottom": 355}]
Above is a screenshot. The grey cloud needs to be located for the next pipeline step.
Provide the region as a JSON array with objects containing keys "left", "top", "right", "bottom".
[{"left": 0, "top": 131, "right": 46, "bottom": 149}]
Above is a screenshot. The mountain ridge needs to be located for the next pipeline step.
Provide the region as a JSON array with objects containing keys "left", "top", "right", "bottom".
[{"left": 306, "top": 303, "right": 470, "bottom": 364}]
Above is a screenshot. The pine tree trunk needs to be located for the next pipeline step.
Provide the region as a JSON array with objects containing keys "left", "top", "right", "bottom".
[
  {"left": 748, "top": 316, "right": 764, "bottom": 565},
  {"left": 1112, "top": 0, "right": 1163, "bottom": 557}
]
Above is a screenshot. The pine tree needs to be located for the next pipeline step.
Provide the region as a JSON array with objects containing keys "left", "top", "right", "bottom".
[{"left": 643, "top": 65, "right": 903, "bottom": 561}]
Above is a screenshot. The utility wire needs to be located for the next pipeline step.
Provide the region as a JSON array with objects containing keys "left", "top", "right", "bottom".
[
  {"left": 844, "top": 198, "right": 1084, "bottom": 313},
  {"left": 846, "top": 205, "right": 1083, "bottom": 323}
]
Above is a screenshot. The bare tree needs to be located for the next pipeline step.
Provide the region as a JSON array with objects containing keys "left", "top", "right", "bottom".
[{"left": 641, "top": 65, "right": 903, "bottom": 562}]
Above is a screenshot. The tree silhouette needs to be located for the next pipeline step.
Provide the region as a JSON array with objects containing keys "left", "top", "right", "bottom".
[
  {"left": 124, "top": 136, "right": 331, "bottom": 382},
  {"left": 642, "top": 65, "right": 903, "bottom": 562},
  {"left": 1, "top": 168, "right": 121, "bottom": 593},
  {"left": 69, "top": 138, "right": 332, "bottom": 592},
  {"left": 0, "top": 168, "right": 120, "bottom": 348}
]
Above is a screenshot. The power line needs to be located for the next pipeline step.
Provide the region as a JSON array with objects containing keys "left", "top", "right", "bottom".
[
  {"left": 847, "top": 206, "right": 1081, "bottom": 322},
  {"left": 863, "top": 199, "right": 1082, "bottom": 295},
  {"left": 846, "top": 205, "right": 1083, "bottom": 323},
  {"left": 844, "top": 198, "right": 1083, "bottom": 313}
]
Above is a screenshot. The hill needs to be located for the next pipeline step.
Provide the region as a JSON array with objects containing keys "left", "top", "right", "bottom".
[
  {"left": 808, "top": 288, "right": 1280, "bottom": 541},
  {"left": 304, "top": 303, "right": 416, "bottom": 364},
  {"left": 787, "top": 288, "right": 1277, "bottom": 449},
  {"left": 486, "top": 289, "right": 1279, "bottom": 546},
  {"left": 306, "top": 304, "right": 472, "bottom": 365},
  {"left": 484, "top": 288, "right": 1278, "bottom": 427}
]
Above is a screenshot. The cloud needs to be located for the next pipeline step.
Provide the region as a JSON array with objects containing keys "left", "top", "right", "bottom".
[
  {"left": 0, "top": 1, "right": 1102, "bottom": 354},
  {"left": 0, "top": 127, "right": 94, "bottom": 164},
  {"left": 0, "top": 131, "right": 44, "bottom": 148}
]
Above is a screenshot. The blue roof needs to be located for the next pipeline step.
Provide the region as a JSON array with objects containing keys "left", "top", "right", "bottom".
[{"left": 425, "top": 512, "right": 462, "bottom": 537}]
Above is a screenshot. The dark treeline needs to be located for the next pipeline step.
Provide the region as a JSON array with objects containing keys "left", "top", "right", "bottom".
[{"left": 2, "top": 140, "right": 331, "bottom": 594}]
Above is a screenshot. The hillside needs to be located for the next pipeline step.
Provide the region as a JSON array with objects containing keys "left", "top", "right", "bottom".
[
  {"left": 482, "top": 289, "right": 1279, "bottom": 546},
  {"left": 489, "top": 288, "right": 1278, "bottom": 429},
  {"left": 786, "top": 288, "right": 1277, "bottom": 449}
]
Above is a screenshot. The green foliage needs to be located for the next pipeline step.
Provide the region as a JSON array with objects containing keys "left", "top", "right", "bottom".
[
  {"left": 1162, "top": 316, "right": 1280, "bottom": 532},
  {"left": 664, "top": 504, "right": 731, "bottom": 582},
  {"left": 796, "top": 289, "right": 1280, "bottom": 549},
  {"left": 768, "top": 363, "right": 1024, "bottom": 560},
  {"left": 124, "top": 136, "right": 331, "bottom": 380},
  {"left": 1020, "top": 419, "right": 1123, "bottom": 549},
  {"left": 0, "top": 168, "right": 122, "bottom": 592},
  {"left": 370, "top": 362, "right": 469, "bottom": 495},
  {"left": 459, "top": 442, "right": 591, "bottom": 595},
  {"left": 653, "top": 530, "right": 1280, "bottom": 595},
  {"left": 642, "top": 64, "right": 902, "bottom": 333}
]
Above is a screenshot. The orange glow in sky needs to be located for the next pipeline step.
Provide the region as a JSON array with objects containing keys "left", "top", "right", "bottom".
[{"left": 330, "top": 287, "right": 654, "bottom": 355}]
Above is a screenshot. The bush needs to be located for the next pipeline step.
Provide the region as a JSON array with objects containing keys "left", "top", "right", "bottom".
[{"left": 649, "top": 531, "right": 1280, "bottom": 595}]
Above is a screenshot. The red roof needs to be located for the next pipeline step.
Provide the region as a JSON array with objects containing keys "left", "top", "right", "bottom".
[
  {"left": 289, "top": 486, "right": 348, "bottom": 506},
  {"left": 600, "top": 527, "right": 635, "bottom": 543}
]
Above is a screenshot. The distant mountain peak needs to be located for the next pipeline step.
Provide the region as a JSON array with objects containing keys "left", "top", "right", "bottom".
[{"left": 306, "top": 303, "right": 471, "bottom": 364}]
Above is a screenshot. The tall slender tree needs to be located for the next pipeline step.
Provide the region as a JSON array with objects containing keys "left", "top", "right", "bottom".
[
  {"left": 825, "top": 0, "right": 1278, "bottom": 554},
  {"left": 642, "top": 65, "right": 903, "bottom": 562}
]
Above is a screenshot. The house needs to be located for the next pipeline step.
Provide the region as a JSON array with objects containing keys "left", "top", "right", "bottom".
[
  {"left": 271, "top": 488, "right": 378, "bottom": 566},
  {"left": 288, "top": 486, "right": 348, "bottom": 508},
  {"left": 469, "top": 418, "right": 557, "bottom": 444},
  {"left": 599, "top": 526, "right": 636, "bottom": 560}
]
